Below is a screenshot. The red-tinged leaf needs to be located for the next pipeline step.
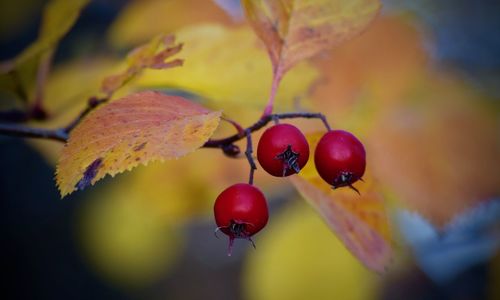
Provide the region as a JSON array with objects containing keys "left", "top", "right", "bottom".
[
  {"left": 100, "top": 35, "right": 183, "bottom": 97},
  {"left": 56, "top": 91, "right": 221, "bottom": 197},
  {"left": 290, "top": 132, "right": 392, "bottom": 272},
  {"left": 242, "top": 0, "right": 380, "bottom": 77}
]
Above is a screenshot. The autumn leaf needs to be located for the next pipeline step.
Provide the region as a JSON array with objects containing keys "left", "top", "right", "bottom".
[
  {"left": 244, "top": 200, "right": 380, "bottom": 300},
  {"left": 100, "top": 35, "right": 183, "bottom": 98},
  {"left": 108, "top": 0, "right": 234, "bottom": 48},
  {"left": 135, "top": 25, "right": 319, "bottom": 111},
  {"left": 290, "top": 132, "right": 392, "bottom": 272},
  {"left": 242, "top": 0, "right": 380, "bottom": 77},
  {"left": 56, "top": 91, "right": 221, "bottom": 197},
  {"left": 303, "top": 16, "right": 500, "bottom": 225},
  {"left": 0, "top": 0, "right": 89, "bottom": 100}
]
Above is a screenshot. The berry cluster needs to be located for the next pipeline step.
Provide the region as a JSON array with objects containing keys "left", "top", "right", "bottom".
[{"left": 214, "top": 120, "right": 366, "bottom": 255}]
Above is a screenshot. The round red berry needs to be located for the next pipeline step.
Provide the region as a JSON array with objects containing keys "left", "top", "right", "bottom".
[
  {"left": 314, "top": 130, "right": 366, "bottom": 192},
  {"left": 214, "top": 183, "right": 269, "bottom": 254},
  {"left": 257, "top": 123, "right": 309, "bottom": 177}
]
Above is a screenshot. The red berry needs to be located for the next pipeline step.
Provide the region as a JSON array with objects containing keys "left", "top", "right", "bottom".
[
  {"left": 257, "top": 124, "right": 309, "bottom": 177},
  {"left": 314, "top": 130, "right": 366, "bottom": 193},
  {"left": 214, "top": 183, "right": 269, "bottom": 255}
]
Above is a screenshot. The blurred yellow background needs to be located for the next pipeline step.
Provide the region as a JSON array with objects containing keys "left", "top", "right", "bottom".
[{"left": 1, "top": 0, "right": 499, "bottom": 299}]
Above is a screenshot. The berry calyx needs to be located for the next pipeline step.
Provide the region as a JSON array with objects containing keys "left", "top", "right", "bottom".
[
  {"left": 214, "top": 183, "right": 269, "bottom": 255},
  {"left": 257, "top": 123, "right": 309, "bottom": 177},
  {"left": 314, "top": 130, "right": 366, "bottom": 193}
]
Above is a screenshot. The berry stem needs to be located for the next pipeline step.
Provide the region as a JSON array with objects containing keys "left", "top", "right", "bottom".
[
  {"left": 221, "top": 115, "right": 245, "bottom": 135},
  {"left": 227, "top": 237, "right": 235, "bottom": 256},
  {"left": 0, "top": 123, "right": 68, "bottom": 142},
  {"left": 261, "top": 68, "right": 283, "bottom": 117},
  {"left": 64, "top": 97, "right": 109, "bottom": 133},
  {"left": 244, "top": 129, "right": 257, "bottom": 185},
  {"left": 204, "top": 112, "right": 331, "bottom": 149}
]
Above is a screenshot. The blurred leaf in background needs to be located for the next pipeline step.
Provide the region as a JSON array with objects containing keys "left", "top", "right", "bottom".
[
  {"left": 383, "top": 0, "right": 500, "bottom": 97},
  {"left": 242, "top": 0, "right": 381, "bottom": 75},
  {"left": 108, "top": 0, "right": 235, "bottom": 48},
  {"left": 135, "top": 24, "right": 320, "bottom": 112},
  {"left": 308, "top": 15, "right": 500, "bottom": 225},
  {"left": 396, "top": 199, "right": 500, "bottom": 284},
  {"left": 78, "top": 174, "right": 183, "bottom": 289},
  {"left": 244, "top": 199, "right": 380, "bottom": 300},
  {"left": 291, "top": 132, "right": 392, "bottom": 273},
  {"left": 0, "top": 0, "right": 89, "bottom": 103},
  {"left": 0, "top": 0, "right": 44, "bottom": 41}
]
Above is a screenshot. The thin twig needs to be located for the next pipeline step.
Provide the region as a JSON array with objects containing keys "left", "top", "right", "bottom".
[
  {"left": 221, "top": 115, "right": 245, "bottom": 135},
  {"left": 63, "top": 97, "right": 108, "bottom": 133},
  {"left": 244, "top": 129, "right": 257, "bottom": 185},
  {"left": 0, "top": 96, "right": 109, "bottom": 142},
  {"left": 261, "top": 68, "right": 283, "bottom": 117},
  {"left": 203, "top": 112, "right": 331, "bottom": 149},
  {"left": 0, "top": 109, "right": 331, "bottom": 151},
  {"left": 0, "top": 123, "right": 68, "bottom": 142}
]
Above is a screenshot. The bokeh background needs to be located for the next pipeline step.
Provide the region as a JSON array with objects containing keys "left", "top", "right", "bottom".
[{"left": 1, "top": 0, "right": 499, "bottom": 299}]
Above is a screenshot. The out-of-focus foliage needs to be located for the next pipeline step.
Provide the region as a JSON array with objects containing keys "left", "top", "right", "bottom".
[
  {"left": 27, "top": 57, "right": 119, "bottom": 164},
  {"left": 0, "top": 0, "right": 89, "bottom": 102},
  {"left": 397, "top": 199, "right": 500, "bottom": 284},
  {"left": 100, "top": 34, "right": 183, "bottom": 98},
  {"left": 37, "top": 58, "right": 119, "bottom": 127},
  {"left": 108, "top": 0, "right": 234, "bottom": 48},
  {"left": 243, "top": 0, "right": 381, "bottom": 75},
  {"left": 77, "top": 147, "right": 289, "bottom": 289},
  {"left": 291, "top": 132, "right": 392, "bottom": 272},
  {"left": 244, "top": 199, "right": 380, "bottom": 300},
  {"left": 56, "top": 91, "right": 221, "bottom": 196},
  {"left": 383, "top": 0, "right": 500, "bottom": 97},
  {"left": 0, "top": 0, "right": 44, "bottom": 40},
  {"left": 308, "top": 16, "right": 500, "bottom": 225},
  {"left": 212, "top": 0, "right": 244, "bottom": 20},
  {"left": 78, "top": 176, "right": 182, "bottom": 288},
  {"left": 135, "top": 24, "right": 319, "bottom": 112}
]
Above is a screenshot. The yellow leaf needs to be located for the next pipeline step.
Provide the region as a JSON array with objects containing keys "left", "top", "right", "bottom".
[
  {"left": 136, "top": 24, "right": 319, "bottom": 111},
  {"left": 242, "top": 0, "right": 381, "bottom": 75},
  {"left": 108, "top": 0, "right": 234, "bottom": 48},
  {"left": 56, "top": 91, "right": 221, "bottom": 197},
  {"left": 306, "top": 16, "right": 500, "bottom": 225},
  {"left": 100, "top": 35, "right": 183, "bottom": 97},
  {"left": 290, "top": 132, "right": 392, "bottom": 272},
  {"left": 8, "top": 0, "right": 89, "bottom": 68},
  {"left": 0, "top": 0, "right": 89, "bottom": 100},
  {"left": 365, "top": 77, "right": 500, "bottom": 225},
  {"left": 43, "top": 58, "right": 119, "bottom": 125},
  {"left": 244, "top": 200, "right": 380, "bottom": 300},
  {"left": 78, "top": 181, "right": 182, "bottom": 287}
]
